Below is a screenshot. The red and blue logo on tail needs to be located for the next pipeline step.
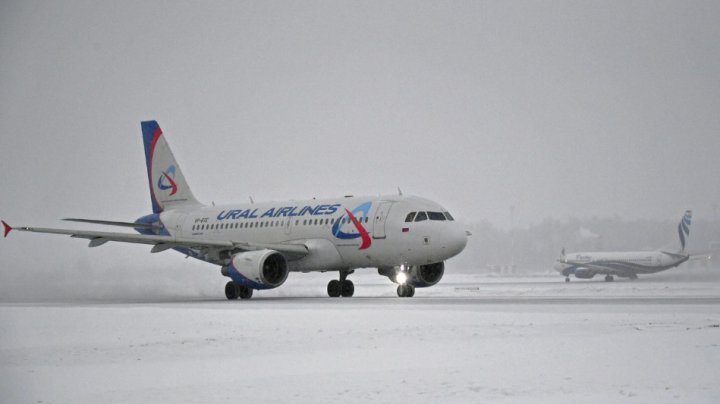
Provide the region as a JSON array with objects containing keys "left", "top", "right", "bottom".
[{"left": 157, "top": 165, "right": 178, "bottom": 196}]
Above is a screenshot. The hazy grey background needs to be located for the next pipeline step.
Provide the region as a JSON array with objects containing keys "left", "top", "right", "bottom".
[{"left": 2, "top": 1, "right": 719, "bottom": 298}]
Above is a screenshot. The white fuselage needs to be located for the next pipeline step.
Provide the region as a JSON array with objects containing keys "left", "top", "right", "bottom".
[
  {"left": 554, "top": 250, "right": 688, "bottom": 277},
  {"left": 157, "top": 194, "right": 468, "bottom": 272}
]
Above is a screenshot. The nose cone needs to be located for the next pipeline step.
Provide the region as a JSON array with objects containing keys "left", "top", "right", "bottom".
[
  {"left": 444, "top": 223, "right": 468, "bottom": 259},
  {"left": 553, "top": 260, "right": 568, "bottom": 273}
]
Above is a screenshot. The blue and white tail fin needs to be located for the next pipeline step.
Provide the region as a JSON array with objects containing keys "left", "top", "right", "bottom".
[
  {"left": 141, "top": 121, "right": 202, "bottom": 213},
  {"left": 677, "top": 210, "right": 692, "bottom": 253}
]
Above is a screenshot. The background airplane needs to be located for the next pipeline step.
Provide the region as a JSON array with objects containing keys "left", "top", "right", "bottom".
[
  {"left": 555, "top": 210, "right": 693, "bottom": 282},
  {"left": 3, "top": 121, "right": 468, "bottom": 298}
]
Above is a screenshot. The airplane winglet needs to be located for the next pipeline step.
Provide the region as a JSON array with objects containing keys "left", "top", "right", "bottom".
[{"left": 2, "top": 221, "right": 12, "bottom": 238}]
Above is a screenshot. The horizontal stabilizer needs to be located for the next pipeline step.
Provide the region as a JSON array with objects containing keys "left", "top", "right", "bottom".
[
  {"left": 660, "top": 250, "right": 689, "bottom": 260},
  {"left": 684, "top": 249, "right": 715, "bottom": 262},
  {"left": 689, "top": 254, "right": 712, "bottom": 262},
  {"left": 63, "top": 218, "right": 157, "bottom": 230}
]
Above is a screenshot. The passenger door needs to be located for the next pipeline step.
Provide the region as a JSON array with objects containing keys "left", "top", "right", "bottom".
[{"left": 372, "top": 202, "right": 393, "bottom": 239}]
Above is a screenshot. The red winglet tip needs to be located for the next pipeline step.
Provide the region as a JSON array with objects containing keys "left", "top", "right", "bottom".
[{"left": 2, "top": 220, "right": 12, "bottom": 238}]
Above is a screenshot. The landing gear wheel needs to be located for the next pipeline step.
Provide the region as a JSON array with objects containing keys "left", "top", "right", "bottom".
[
  {"left": 604, "top": 275, "right": 614, "bottom": 282},
  {"left": 341, "top": 280, "right": 354, "bottom": 297},
  {"left": 327, "top": 279, "right": 341, "bottom": 297},
  {"left": 225, "top": 281, "right": 239, "bottom": 300},
  {"left": 238, "top": 285, "right": 253, "bottom": 299},
  {"left": 397, "top": 284, "right": 415, "bottom": 297},
  {"left": 565, "top": 277, "right": 570, "bottom": 283}
]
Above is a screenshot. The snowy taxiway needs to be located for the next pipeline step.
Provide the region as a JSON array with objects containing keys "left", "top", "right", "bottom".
[{"left": 2, "top": 272, "right": 719, "bottom": 403}]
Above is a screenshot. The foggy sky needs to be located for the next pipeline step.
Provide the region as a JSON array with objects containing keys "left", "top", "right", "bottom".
[{"left": 3, "top": 0, "right": 719, "bottom": 227}]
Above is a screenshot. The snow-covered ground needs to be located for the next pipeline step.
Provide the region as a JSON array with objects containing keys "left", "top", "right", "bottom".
[{"left": 2, "top": 272, "right": 719, "bottom": 403}]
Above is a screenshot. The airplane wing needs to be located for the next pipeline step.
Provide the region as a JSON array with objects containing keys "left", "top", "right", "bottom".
[
  {"left": 62, "top": 218, "right": 159, "bottom": 229},
  {"left": 2, "top": 221, "right": 309, "bottom": 257}
]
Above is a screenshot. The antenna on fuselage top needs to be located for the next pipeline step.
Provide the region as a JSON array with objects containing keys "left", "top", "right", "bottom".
[
  {"left": 249, "top": 196, "right": 254, "bottom": 204},
  {"left": 398, "top": 187, "right": 403, "bottom": 196}
]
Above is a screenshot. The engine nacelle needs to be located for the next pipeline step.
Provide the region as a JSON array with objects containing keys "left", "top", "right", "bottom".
[
  {"left": 223, "top": 249, "right": 288, "bottom": 290},
  {"left": 573, "top": 267, "right": 595, "bottom": 279},
  {"left": 380, "top": 262, "right": 445, "bottom": 288}
]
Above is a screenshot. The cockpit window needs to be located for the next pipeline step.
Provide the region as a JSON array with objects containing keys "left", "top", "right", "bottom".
[
  {"left": 414, "top": 211, "right": 428, "bottom": 222},
  {"left": 443, "top": 211, "right": 455, "bottom": 221},
  {"left": 405, "top": 212, "right": 416, "bottom": 222},
  {"left": 428, "top": 211, "right": 446, "bottom": 221}
]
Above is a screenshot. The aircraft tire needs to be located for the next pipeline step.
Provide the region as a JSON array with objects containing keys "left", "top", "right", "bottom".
[
  {"left": 327, "top": 280, "right": 341, "bottom": 297},
  {"left": 397, "top": 284, "right": 415, "bottom": 297},
  {"left": 565, "top": 277, "right": 570, "bottom": 283},
  {"left": 225, "top": 281, "right": 239, "bottom": 300},
  {"left": 604, "top": 275, "right": 614, "bottom": 282},
  {"left": 341, "top": 280, "right": 354, "bottom": 297},
  {"left": 238, "top": 286, "right": 253, "bottom": 300}
]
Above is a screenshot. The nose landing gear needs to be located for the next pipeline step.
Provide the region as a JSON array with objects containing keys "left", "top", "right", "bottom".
[{"left": 397, "top": 284, "right": 415, "bottom": 297}]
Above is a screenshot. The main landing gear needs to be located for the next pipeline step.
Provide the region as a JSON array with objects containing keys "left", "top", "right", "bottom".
[
  {"left": 604, "top": 275, "right": 614, "bottom": 282},
  {"left": 225, "top": 281, "right": 253, "bottom": 300},
  {"left": 327, "top": 269, "right": 354, "bottom": 297}
]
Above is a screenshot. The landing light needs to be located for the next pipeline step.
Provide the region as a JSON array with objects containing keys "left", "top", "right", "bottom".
[{"left": 396, "top": 272, "right": 408, "bottom": 285}]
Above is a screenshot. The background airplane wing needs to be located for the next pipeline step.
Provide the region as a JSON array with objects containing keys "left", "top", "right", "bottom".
[
  {"left": 683, "top": 249, "right": 715, "bottom": 262},
  {"left": 3, "top": 223, "right": 308, "bottom": 257}
]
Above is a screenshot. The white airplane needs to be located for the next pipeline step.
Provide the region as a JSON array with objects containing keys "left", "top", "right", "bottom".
[
  {"left": 2, "top": 121, "right": 468, "bottom": 299},
  {"left": 554, "top": 210, "right": 693, "bottom": 282}
]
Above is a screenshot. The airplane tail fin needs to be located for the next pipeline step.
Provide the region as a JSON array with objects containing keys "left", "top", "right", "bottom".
[
  {"left": 677, "top": 210, "right": 692, "bottom": 253},
  {"left": 141, "top": 121, "right": 202, "bottom": 213}
]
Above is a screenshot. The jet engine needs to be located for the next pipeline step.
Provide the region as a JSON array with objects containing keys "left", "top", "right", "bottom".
[
  {"left": 379, "top": 262, "right": 445, "bottom": 288},
  {"left": 572, "top": 267, "right": 595, "bottom": 279},
  {"left": 223, "top": 249, "right": 288, "bottom": 289}
]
